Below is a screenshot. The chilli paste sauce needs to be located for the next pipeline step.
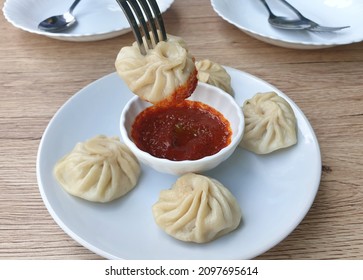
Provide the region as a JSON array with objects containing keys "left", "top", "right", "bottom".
[{"left": 131, "top": 100, "right": 232, "bottom": 161}]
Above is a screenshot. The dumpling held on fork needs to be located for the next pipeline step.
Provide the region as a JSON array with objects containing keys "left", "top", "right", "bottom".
[{"left": 115, "top": 33, "right": 198, "bottom": 106}]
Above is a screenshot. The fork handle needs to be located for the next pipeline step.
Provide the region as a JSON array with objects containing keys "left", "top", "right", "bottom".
[
  {"left": 259, "top": 0, "right": 275, "bottom": 16},
  {"left": 278, "top": 0, "right": 305, "bottom": 18}
]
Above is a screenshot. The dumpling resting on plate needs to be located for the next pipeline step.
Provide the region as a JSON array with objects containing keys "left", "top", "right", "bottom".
[
  {"left": 152, "top": 173, "right": 242, "bottom": 243},
  {"left": 240, "top": 92, "right": 297, "bottom": 154},
  {"left": 54, "top": 135, "right": 140, "bottom": 203},
  {"left": 115, "top": 33, "right": 198, "bottom": 106},
  {"left": 195, "top": 59, "right": 233, "bottom": 95}
]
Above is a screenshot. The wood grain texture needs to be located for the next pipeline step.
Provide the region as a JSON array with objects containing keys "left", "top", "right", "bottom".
[{"left": 1, "top": 0, "right": 362, "bottom": 259}]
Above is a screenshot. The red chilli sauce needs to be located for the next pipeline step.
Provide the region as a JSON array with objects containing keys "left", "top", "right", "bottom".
[{"left": 131, "top": 100, "right": 232, "bottom": 161}]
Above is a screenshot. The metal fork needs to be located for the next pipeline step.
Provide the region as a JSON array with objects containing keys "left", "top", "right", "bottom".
[
  {"left": 278, "top": 0, "right": 350, "bottom": 32},
  {"left": 115, "top": 0, "right": 167, "bottom": 55}
]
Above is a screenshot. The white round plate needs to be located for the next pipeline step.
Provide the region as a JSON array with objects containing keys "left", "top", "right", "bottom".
[
  {"left": 36, "top": 68, "right": 321, "bottom": 259},
  {"left": 211, "top": 0, "right": 363, "bottom": 49},
  {"left": 3, "top": 0, "right": 174, "bottom": 42}
]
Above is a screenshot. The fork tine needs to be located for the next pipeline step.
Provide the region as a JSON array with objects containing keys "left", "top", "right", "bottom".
[
  {"left": 116, "top": 0, "right": 147, "bottom": 55},
  {"left": 116, "top": 0, "right": 167, "bottom": 55},
  {"left": 147, "top": 0, "right": 167, "bottom": 41},
  {"left": 138, "top": 0, "right": 160, "bottom": 44},
  {"left": 127, "top": 0, "right": 153, "bottom": 49},
  {"left": 308, "top": 25, "right": 350, "bottom": 32}
]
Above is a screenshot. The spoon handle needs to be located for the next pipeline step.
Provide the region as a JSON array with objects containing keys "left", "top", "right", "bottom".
[{"left": 69, "top": 0, "right": 81, "bottom": 14}]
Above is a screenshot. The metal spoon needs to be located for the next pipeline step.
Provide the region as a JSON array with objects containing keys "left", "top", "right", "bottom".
[
  {"left": 260, "top": 0, "right": 311, "bottom": 30},
  {"left": 38, "top": 0, "right": 81, "bottom": 32}
]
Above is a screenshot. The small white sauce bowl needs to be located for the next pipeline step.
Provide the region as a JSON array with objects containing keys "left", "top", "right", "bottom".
[{"left": 120, "top": 82, "right": 244, "bottom": 175}]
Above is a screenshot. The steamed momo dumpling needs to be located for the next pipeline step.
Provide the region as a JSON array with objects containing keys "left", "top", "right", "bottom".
[
  {"left": 240, "top": 92, "right": 297, "bottom": 154},
  {"left": 195, "top": 59, "right": 233, "bottom": 95},
  {"left": 115, "top": 34, "right": 198, "bottom": 105},
  {"left": 54, "top": 135, "right": 140, "bottom": 203},
  {"left": 152, "top": 173, "right": 242, "bottom": 243}
]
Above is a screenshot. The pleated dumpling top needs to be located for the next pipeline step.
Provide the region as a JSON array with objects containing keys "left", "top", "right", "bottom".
[
  {"left": 152, "top": 173, "right": 242, "bottom": 243},
  {"left": 115, "top": 34, "right": 197, "bottom": 105},
  {"left": 54, "top": 135, "right": 140, "bottom": 203},
  {"left": 240, "top": 92, "right": 297, "bottom": 154}
]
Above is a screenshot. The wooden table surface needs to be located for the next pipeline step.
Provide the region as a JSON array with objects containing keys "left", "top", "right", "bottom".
[{"left": 1, "top": 0, "right": 362, "bottom": 260}]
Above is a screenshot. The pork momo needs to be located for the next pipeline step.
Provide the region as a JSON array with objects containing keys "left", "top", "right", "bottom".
[
  {"left": 152, "top": 173, "right": 242, "bottom": 243},
  {"left": 240, "top": 92, "right": 297, "bottom": 154},
  {"left": 115, "top": 34, "right": 197, "bottom": 105},
  {"left": 195, "top": 59, "right": 233, "bottom": 95},
  {"left": 54, "top": 135, "right": 140, "bottom": 203}
]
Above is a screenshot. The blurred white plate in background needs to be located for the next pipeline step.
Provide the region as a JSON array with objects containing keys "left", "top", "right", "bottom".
[
  {"left": 211, "top": 0, "right": 363, "bottom": 49},
  {"left": 3, "top": 0, "right": 174, "bottom": 42}
]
